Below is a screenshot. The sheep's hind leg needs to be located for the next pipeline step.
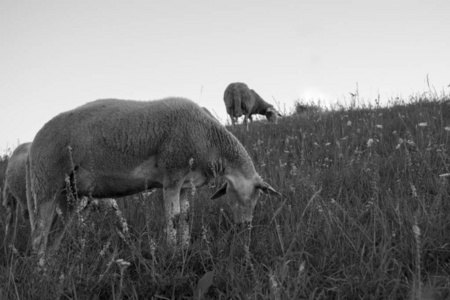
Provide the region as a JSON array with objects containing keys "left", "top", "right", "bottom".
[
  {"left": 10, "top": 201, "right": 20, "bottom": 247},
  {"left": 48, "top": 192, "right": 78, "bottom": 256},
  {"left": 244, "top": 115, "right": 250, "bottom": 131},
  {"left": 32, "top": 199, "right": 57, "bottom": 267},
  {"left": 3, "top": 192, "right": 16, "bottom": 245},
  {"left": 231, "top": 116, "right": 236, "bottom": 126}
]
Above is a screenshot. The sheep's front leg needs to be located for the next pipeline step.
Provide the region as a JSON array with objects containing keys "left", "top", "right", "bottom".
[
  {"left": 164, "top": 185, "right": 191, "bottom": 248},
  {"left": 163, "top": 184, "right": 184, "bottom": 247},
  {"left": 163, "top": 187, "right": 179, "bottom": 246},
  {"left": 179, "top": 188, "right": 190, "bottom": 248}
]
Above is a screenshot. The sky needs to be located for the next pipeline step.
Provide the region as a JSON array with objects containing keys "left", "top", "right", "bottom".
[{"left": 1, "top": 0, "right": 449, "bottom": 152}]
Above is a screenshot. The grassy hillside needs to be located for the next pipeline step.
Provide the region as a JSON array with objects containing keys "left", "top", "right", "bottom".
[{"left": 1, "top": 97, "right": 450, "bottom": 299}]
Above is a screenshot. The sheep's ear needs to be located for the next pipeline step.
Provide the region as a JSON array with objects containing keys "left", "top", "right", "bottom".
[
  {"left": 256, "top": 182, "right": 281, "bottom": 196},
  {"left": 211, "top": 182, "right": 228, "bottom": 200},
  {"left": 277, "top": 112, "right": 282, "bottom": 117}
]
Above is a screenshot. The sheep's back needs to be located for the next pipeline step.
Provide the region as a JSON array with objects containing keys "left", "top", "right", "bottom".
[{"left": 28, "top": 97, "right": 224, "bottom": 200}]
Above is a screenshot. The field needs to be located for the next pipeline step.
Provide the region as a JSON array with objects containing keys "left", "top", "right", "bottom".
[{"left": 1, "top": 95, "right": 450, "bottom": 299}]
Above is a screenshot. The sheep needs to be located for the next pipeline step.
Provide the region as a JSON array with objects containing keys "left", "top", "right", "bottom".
[
  {"left": 223, "top": 82, "right": 281, "bottom": 129},
  {"left": 27, "top": 97, "right": 281, "bottom": 264},
  {"left": 2, "top": 142, "right": 119, "bottom": 246},
  {"left": 3, "top": 142, "right": 31, "bottom": 241}
]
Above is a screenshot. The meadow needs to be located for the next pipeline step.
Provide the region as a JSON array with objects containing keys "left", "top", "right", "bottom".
[{"left": 1, "top": 95, "right": 450, "bottom": 299}]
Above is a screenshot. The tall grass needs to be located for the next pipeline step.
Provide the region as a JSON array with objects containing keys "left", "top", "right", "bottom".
[{"left": 1, "top": 96, "right": 450, "bottom": 299}]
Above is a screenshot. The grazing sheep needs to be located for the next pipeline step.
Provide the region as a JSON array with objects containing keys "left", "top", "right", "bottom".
[
  {"left": 3, "top": 142, "right": 31, "bottom": 240},
  {"left": 27, "top": 97, "right": 280, "bottom": 263},
  {"left": 224, "top": 82, "right": 281, "bottom": 128},
  {"left": 2, "top": 142, "right": 117, "bottom": 245}
]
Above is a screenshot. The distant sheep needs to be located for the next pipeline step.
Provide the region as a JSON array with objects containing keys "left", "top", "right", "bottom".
[
  {"left": 224, "top": 82, "right": 281, "bottom": 128},
  {"left": 27, "top": 97, "right": 280, "bottom": 263},
  {"left": 3, "top": 142, "right": 31, "bottom": 239}
]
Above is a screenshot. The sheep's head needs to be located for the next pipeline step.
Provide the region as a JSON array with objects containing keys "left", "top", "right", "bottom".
[
  {"left": 266, "top": 107, "right": 282, "bottom": 124},
  {"left": 210, "top": 174, "right": 281, "bottom": 223}
]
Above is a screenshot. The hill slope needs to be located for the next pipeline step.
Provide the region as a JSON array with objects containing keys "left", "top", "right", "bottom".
[{"left": 1, "top": 97, "right": 450, "bottom": 299}]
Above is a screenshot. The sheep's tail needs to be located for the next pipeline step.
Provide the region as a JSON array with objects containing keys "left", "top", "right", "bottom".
[
  {"left": 26, "top": 155, "right": 36, "bottom": 232},
  {"left": 224, "top": 86, "right": 242, "bottom": 118},
  {"left": 231, "top": 87, "right": 243, "bottom": 117}
]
